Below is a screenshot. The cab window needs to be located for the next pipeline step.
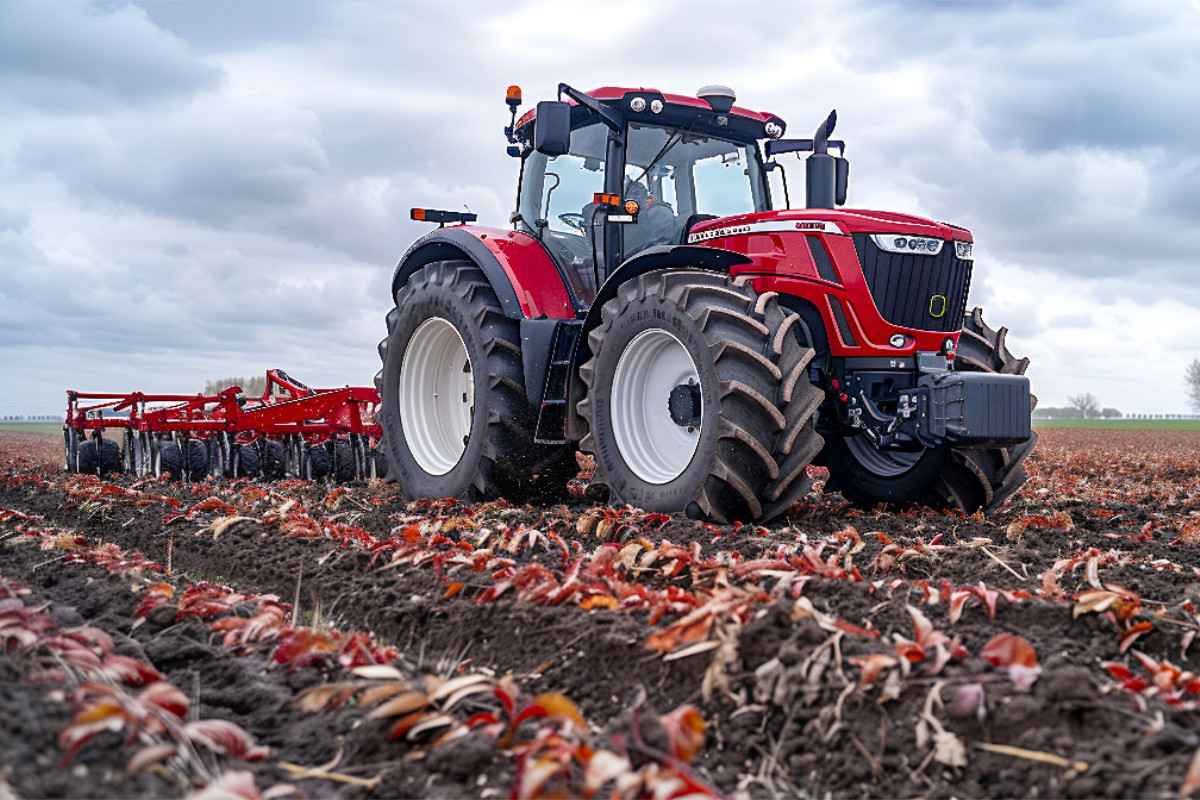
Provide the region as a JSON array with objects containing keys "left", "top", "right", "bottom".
[{"left": 518, "top": 122, "right": 607, "bottom": 304}]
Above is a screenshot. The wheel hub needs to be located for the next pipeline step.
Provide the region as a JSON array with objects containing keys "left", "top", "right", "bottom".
[
  {"left": 667, "top": 380, "right": 701, "bottom": 429},
  {"left": 399, "top": 317, "right": 474, "bottom": 476},
  {"left": 611, "top": 328, "right": 702, "bottom": 485}
]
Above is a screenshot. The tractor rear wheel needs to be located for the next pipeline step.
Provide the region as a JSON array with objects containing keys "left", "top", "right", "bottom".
[
  {"left": 577, "top": 270, "right": 824, "bottom": 523},
  {"left": 821, "top": 307, "right": 1036, "bottom": 514},
  {"left": 377, "top": 259, "right": 569, "bottom": 502},
  {"left": 77, "top": 438, "right": 122, "bottom": 476}
]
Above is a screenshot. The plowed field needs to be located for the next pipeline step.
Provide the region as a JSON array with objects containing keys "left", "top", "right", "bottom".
[{"left": 2, "top": 428, "right": 1200, "bottom": 799}]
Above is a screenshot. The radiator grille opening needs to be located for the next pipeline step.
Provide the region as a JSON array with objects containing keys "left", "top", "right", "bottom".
[{"left": 851, "top": 234, "right": 973, "bottom": 333}]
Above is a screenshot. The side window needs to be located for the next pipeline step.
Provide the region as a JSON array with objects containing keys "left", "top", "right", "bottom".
[
  {"left": 693, "top": 151, "right": 755, "bottom": 217},
  {"left": 544, "top": 154, "right": 604, "bottom": 234},
  {"left": 517, "top": 122, "right": 608, "bottom": 305}
]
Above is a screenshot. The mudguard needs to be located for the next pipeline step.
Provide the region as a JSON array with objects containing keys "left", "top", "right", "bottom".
[{"left": 390, "top": 226, "right": 575, "bottom": 320}]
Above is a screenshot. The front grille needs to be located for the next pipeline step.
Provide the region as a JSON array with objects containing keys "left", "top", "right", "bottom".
[{"left": 851, "top": 234, "right": 973, "bottom": 333}]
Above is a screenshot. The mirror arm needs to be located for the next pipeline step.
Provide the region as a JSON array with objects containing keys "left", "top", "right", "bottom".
[{"left": 557, "top": 83, "right": 624, "bottom": 134}]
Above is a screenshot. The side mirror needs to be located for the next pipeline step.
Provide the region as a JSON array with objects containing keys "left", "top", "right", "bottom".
[
  {"left": 534, "top": 101, "right": 571, "bottom": 156},
  {"left": 835, "top": 157, "right": 850, "bottom": 206}
]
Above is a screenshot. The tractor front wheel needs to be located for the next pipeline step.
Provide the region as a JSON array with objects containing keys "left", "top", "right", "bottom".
[
  {"left": 578, "top": 270, "right": 824, "bottom": 523},
  {"left": 377, "top": 259, "right": 570, "bottom": 502},
  {"left": 821, "top": 307, "right": 1036, "bottom": 514}
]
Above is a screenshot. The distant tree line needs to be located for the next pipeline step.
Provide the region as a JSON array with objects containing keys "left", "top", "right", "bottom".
[
  {"left": 1188, "top": 359, "right": 1200, "bottom": 412},
  {"left": 204, "top": 376, "right": 268, "bottom": 397},
  {"left": 1032, "top": 393, "right": 1122, "bottom": 420},
  {"left": 1, "top": 415, "right": 63, "bottom": 422}
]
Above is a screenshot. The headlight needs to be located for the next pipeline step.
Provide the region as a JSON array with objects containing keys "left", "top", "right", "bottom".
[
  {"left": 954, "top": 240, "right": 974, "bottom": 261},
  {"left": 764, "top": 121, "right": 783, "bottom": 139},
  {"left": 629, "top": 96, "right": 647, "bottom": 112},
  {"left": 650, "top": 99, "right": 663, "bottom": 114},
  {"left": 871, "top": 234, "right": 943, "bottom": 256}
]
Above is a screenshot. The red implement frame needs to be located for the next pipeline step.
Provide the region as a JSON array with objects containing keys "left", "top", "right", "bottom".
[{"left": 64, "top": 369, "right": 383, "bottom": 481}]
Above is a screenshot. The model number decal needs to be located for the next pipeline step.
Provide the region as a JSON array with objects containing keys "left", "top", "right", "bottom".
[{"left": 688, "top": 219, "right": 846, "bottom": 243}]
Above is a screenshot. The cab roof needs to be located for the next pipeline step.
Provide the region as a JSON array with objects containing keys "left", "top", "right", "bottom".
[{"left": 515, "top": 86, "right": 787, "bottom": 142}]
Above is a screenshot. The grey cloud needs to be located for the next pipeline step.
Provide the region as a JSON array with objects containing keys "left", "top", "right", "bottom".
[
  {"left": 0, "top": 2, "right": 221, "bottom": 111},
  {"left": 141, "top": 1, "right": 334, "bottom": 51},
  {"left": 16, "top": 105, "right": 328, "bottom": 225},
  {"left": 3, "top": 0, "right": 1199, "bottom": 417}
]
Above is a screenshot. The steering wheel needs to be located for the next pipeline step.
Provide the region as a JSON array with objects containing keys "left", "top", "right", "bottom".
[{"left": 558, "top": 212, "right": 585, "bottom": 231}]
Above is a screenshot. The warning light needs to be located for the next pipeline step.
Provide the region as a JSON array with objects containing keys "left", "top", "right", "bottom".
[
  {"left": 624, "top": 199, "right": 640, "bottom": 215},
  {"left": 411, "top": 209, "right": 426, "bottom": 220},
  {"left": 593, "top": 193, "right": 621, "bottom": 207},
  {"left": 506, "top": 85, "right": 522, "bottom": 107}
]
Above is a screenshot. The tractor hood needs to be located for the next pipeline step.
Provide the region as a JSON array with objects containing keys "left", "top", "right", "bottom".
[{"left": 687, "top": 208, "right": 973, "bottom": 243}]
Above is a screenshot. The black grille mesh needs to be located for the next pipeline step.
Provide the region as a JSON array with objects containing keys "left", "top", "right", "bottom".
[{"left": 851, "top": 234, "right": 973, "bottom": 333}]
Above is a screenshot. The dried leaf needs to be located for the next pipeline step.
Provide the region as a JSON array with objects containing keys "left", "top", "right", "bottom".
[
  {"left": 350, "top": 664, "right": 405, "bottom": 680},
  {"left": 850, "top": 653, "right": 898, "bottom": 686},
  {"left": 126, "top": 743, "right": 179, "bottom": 775},
  {"left": 1181, "top": 745, "right": 1200, "bottom": 796},
  {"left": 405, "top": 713, "right": 456, "bottom": 740},
  {"left": 296, "top": 682, "right": 360, "bottom": 712},
  {"left": 428, "top": 673, "right": 493, "bottom": 703},
  {"left": 981, "top": 634, "right": 1041, "bottom": 691},
  {"left": 357, "top": 682, "right": 413, "bottom": 708},
  {"left": 184, "top": 719, "right": 269, "bottom": 761},
  {"left": 659, "top": 704, "right": 706, "bottom": 764},
  {"left": 1119, "top": 621, "right": 1155, "bottom": 654},
  {"left": 368, "top": 691, "right": 430, "bottom": 719},
  {"left": 583, "top": 749, "right": 633, "bottom": 798},
  {"left": 663, "top": 640, "right": 722, "bottom": 661}
]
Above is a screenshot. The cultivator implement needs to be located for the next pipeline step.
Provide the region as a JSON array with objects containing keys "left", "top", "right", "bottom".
[{"left": 64, "top": 369, "right": 385, "bottom": 481}]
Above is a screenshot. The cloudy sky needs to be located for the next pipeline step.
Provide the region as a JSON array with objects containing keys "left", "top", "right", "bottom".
[{"left": 2, "top": 0, "right": 1198, "bottom": 418}]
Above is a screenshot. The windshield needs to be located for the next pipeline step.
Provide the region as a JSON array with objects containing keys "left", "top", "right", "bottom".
[{"left": 622, "top": 123, "right": 768, "bottom": 255}]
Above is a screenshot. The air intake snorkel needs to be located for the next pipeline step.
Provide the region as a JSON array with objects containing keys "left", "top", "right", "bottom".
[{"left": 764, "top": 110, "right": 850, "bottom": 209}]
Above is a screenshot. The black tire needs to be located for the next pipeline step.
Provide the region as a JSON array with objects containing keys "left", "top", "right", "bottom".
[
  {"left": 950, "top": 307, "right": 1038, "bottom": 512},
  {"left": 577, "top": 270, "right": 824, "bottom": 523},
  {"left": 157, "top": 440, "right": 182, "bottom": 479},
  {"left": 77, "top": 438, "right": 122, "bottom": 476},
  {"left": 333, "top": 440, "right": 357, "bottom": 482},
  {"left": 308, "top": 444, "right": 331, "bottom": 480},
  {"left": 260, "top": 440, "right": 286, "bottom": 480},
  {"left": 234, "top": 443, "right": 261, "bottom": 478},
  {"left": 181, "top": 439, "right": 208, "bottom": 482},
  {"left": 821, "top": 307, "right": 1036, "bottom": 514},
  {"left": 64, "top": 428, "right": 80, "bottom": 473},
  {"left": 377, "top": 259, "right": 571, "bottom": 502}
]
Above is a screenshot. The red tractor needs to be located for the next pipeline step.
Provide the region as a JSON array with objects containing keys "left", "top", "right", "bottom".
[{"left": 374, "top": 83, "right": 1035, "bottom": 523}]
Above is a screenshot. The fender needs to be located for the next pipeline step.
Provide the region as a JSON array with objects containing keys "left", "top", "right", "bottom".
[
  {"left": 563, "top": 244, "right": 752, "bottom": 440},
  {"left": 580, "top": 244, "right": 753, "bottom": 342},
  {"left": 390, "top": 226, "right": 575, "bottom": 320}
]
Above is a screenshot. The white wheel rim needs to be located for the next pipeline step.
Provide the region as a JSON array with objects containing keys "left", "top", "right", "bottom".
[
  {"left": 611, "top": 328, "right": 702, "bottom": 484},
  {"left": 399, "top": 317, "right": 474, "bottom": 476}
]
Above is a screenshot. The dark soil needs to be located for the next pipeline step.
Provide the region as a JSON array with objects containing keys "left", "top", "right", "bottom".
[{"left": 3, "top": 428, "right": 1200, "bottom": 798}]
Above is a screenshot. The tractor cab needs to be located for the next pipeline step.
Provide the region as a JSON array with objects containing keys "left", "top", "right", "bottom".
[{"left": 509, "top": 85, "right": 784, "bottom": 307}]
